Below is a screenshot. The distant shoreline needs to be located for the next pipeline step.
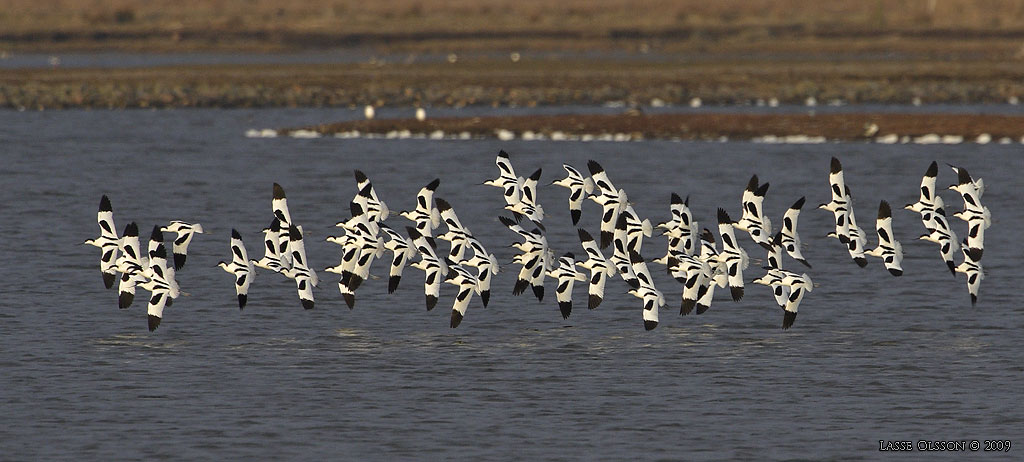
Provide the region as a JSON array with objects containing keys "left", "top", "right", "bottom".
[{"left": 277, "top": 113, "right": 1024, "bottom": 143}]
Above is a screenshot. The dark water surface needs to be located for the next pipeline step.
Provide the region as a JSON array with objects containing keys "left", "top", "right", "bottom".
[{"left": 2, "top": 108, "right": 1022, "bottom": 460}]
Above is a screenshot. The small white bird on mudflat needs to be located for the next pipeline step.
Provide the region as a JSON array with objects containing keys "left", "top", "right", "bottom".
[
  {"left": 218, "top": 229, "right": 255, "bottom": 310},
  {"left": 551, "top": 163, "right": 594, "bottom": 225},
  {"left": 84, "top": 195, "right": 119, "bottom": 289},
  {"left": 866, "top": 201, "right": 903, "bottom": 276}
]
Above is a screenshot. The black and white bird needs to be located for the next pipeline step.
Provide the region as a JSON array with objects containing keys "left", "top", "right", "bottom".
[
  {"left": 904, "top": 161, "right": 943, "bottom": 230},
  {"left": 716, "top": 209, "right": 750, "bottom": 302},
  {"left": 818, "top": 157, "right": 850, "bottom": 244},
  {"left": 587, "top": 160, "right": 626, "bottom": 248},
  {"left": 780, "top": 197, "right": 811, "bottom": 267},
  {"left": 115, "top": 222, "right": 145, "bottom": 309},
  {"left": 551, "top": 163, "right": 594, "bottom": 225},
  {"left": 379, "top": 223, "right": 417, "bottom": 294},
  {"left": 948, "top": 167, "right": 990, "bottom": 258},
  {"left": 753, "top": 269, "right": 813, "bottom": 330},
  {"left": 500, "top": 215, "right": 551, "bottom": 301},
  {"left": 484, "top": 150, "right": 526, "bottom": 222},
  {"left": 576, "top": 229, "right": 617, "bottom": 310},
  {"left": 84, "top": 195, "right": 119, "bottom": 289},
  {"left": 406, "top": 226, "right": 449, "bottom": 310},
  {"left": 619, "top": 205, "right": 653, "bottom": 253},
  {"left": 272, "top": 183, "right": 293, "bottom": 268},
  {"left": 734, "top": 175, "right": 773, "bottom": 249},
  {"left": 505, "top": 168, "right": 545, "bottom": 223},
  {"left": 280, "top": 225, "right": 317, "bottom": 310},
  {"left": 399, "top": 178, "right": 441, "bottom": 236},
  {"left": 146, "top": 225, "right": 180, "bottom": 307},
  {"left": 656, "top": 193, "right": 699, "bottom": 257},
  {"left": 445, "top": 262, "right": 480, "bottom": 328},
  {"left": 251, "top": 218, "right": 284, "bottom": 273},
  {"left": 138, "top": 243, "right": 178, "bottom": 332},
  {"left": 323, "top": 234, "right": 358, "bottom": 308},
  {"left": 218, "top": 229, "right": 255, "bottom": 309},
  {"left": 947, "top": 164, "right": 985, "bottom": 198},
  {"left": 435, "top": 198, "right": 471, "bottom": 261},
  {"left": 548, "top": 253, "right": 588, "bottom": 319},
  {"left": 866, "top": 200, "right": 904, "bottom": 276},
  {"left": 829, "top": 185, "right": 868, "bottom": 267},
  {"left": 954, "top": 242, "right": 984, "bottom": 306},
  {"left": 609, "top": 214, "right": 641, "bottom": 290},
  {"left": 627, "top": 270, "right": 665, "bottom": 331},
  {"left": 760, "top": 231, "right": 791, "bottom": 309},
  {"left": 336, "top": 200, "right": 383, "bottom": 292},
  {"left": 161, "top": 221, "right": 205, "bottom": 270},
  {"left": 353, "top": 170, "right": 390, "bottom": 222},
  {"left": 694, "top": 229, "right": 729, "bottom": 315},
  {"left": 918, "top": 208, "right": 959, "bottom": 276},
  {"left": 461, "top": 234, "right": 500, "bottom": 307},
  {"left": 664, "top": 252, "right": 710, "bottom": 315}
]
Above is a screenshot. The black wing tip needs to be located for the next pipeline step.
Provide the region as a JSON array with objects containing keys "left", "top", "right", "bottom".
[
  {"left": 957, "top": 167, "right": 973, "bottom": 185},
  {"left": 946, "top": 260, "right": 956, "bottom": 275},
  {"left": 559, "top": 301, "right": 572, "bottom": 319},
  {"left": 150, "top": 225, "right": 164, "bottom": 242},
  {"left": 626, "top": 278, "right": 641, "bottom": 290},
  {"left": 643, "top": 320, "right": 658, "bottom": 331},
  {"left": 124, "top": 222, "right": 139, "bottom": 236},
  {"left": 406, "top": 226, "right": 422, "bottom": 240},
  {"left": 966, "top": 247, "right": 983, "bottom": 262},
  {"left": 344, "top": 293, "right": 356, "bottom": 309},
  {"left": 970, "top": 293, "right": 978, "bottom": 306},
  {"left": 231, "top": 228, "right": 242, "bottom": 240},
  {"left": 388, "top": 275, "right": 401, "bottom": 294},
  {"left": 925, "top": 161, "right": 938, "bottom": 177},
  {"left": 301, "top": 298, "right": 315, "bottom": 310},
  {"left": 745, "top": 175, "right": 759, "bottom": 192},
  {"left": 588, "top": 294, "right": 602, "bottom": 310},
  {"left": 103, "top": 272, "right": 116, "bottom": 289},
  {"left": 695, "top": 303, "right": 711, "bottom": 315},
  {"left": 497, "top": 215, "right": 516, "bottom": 227},
  {"left": 628, "top": 250, "right": 644, "bottom": 264},
  {"left": 147, "top": 315, "right": 161, "bottom": 332},
  {"left": 426, "top": 294, "right": 438, "bottom": 311},
  {"left": 878, "top": 200, "right": 892, "bottom": 219},
  {"left": 99, "top": 195, "right": 112, "bottom": 211},
  {"left": 888, "top": 268, "right": 903, "bottom": 277},
  {"left": 798, "top": 258, "right": 812, "bottom": 268},
  {"left": 717, "top": 208, "right": 732, "bottom": 224},
  {"left": 426, "top": 178, "right": 441, "bottom": 190},
  {"left": 563, "top": 252, "right": 575, "bottom": 260},
  {"left": 681, "top": 298, "right": 696, "bottom": 316},
  {"left": 435, "top": 198, "right": 452, "bottom": 212},
  {"left": 700, "top": 228, "right": 715, "bottom": 243},
  {"left": 118, "top": 291, "right": 134, "bottom": 309},
  {"left": 854, "top": 257, "right": 868, "bottom": 267},
  {"left": 358, "top": 183, "right": 373, "bottom": 197},
  {"left": 830, "top": 157, "right": 842, "bottom": 174},
  {"left": 532, "top": 285, "right": 545, "bottom": 302},
  {"left": 348, "top": 275, "right": 364, "bottom": 291},
  {"left": 481, "top": 290, "right": 490, "bottom": 307},
  {"left": 173, "top": 253, "right": 187, "bottom": 271},
  {"left": 730, "top": 286, "right": 744, "bottom": 302},
  {"left": 791, "top": 197, "right": 806, "bottom": 210},
  {"left": 349, "top": 201, "right": 364, "bottom": 218},
  {"left": 570, "top": 209, "right": 581, "bottom": 226},
  {"left": 151, "top": 243, "right": 167, "bottom": 259},
  {"left": 353, "top": 169, "right": 368, "bottom": 183},
  {"left": 450, "top": 310, "right": 464, "bottom": 328},
  {"left": 599, "top": 231, "right": 613, "bottom": 249},
  {"left": 782, "top": 310, "right": 797, "bottom": 330},
  {"left": 529, "top": 168, "right": 542, "bottom": 180},
  {"left": 670, "top": 192, "right": 683, "bottom": 204},
  {"left": 273, "top": 183, "right": 286, "bottom": 199},
  {"left": 497, "top": 149, "right": 510, "bottom": 158},
  {"left": 237, "top": 294, "right": 247, "bottom": 310},
  {"left": 838, "top": 234, "right": 850, "bottom": 244},
  {"left": 587, "top": 160, "right": 603, "bottom": 175},
  {"left": 289, "top": 224, "right": 302, "bottom": 240},
  {"left": 754, "top": 182, "right": 770, "bottom": 197}
]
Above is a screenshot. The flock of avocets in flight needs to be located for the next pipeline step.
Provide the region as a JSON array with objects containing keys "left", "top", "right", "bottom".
[{"left": 86, "top": 153, "right": 989, "bottom": 332}]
